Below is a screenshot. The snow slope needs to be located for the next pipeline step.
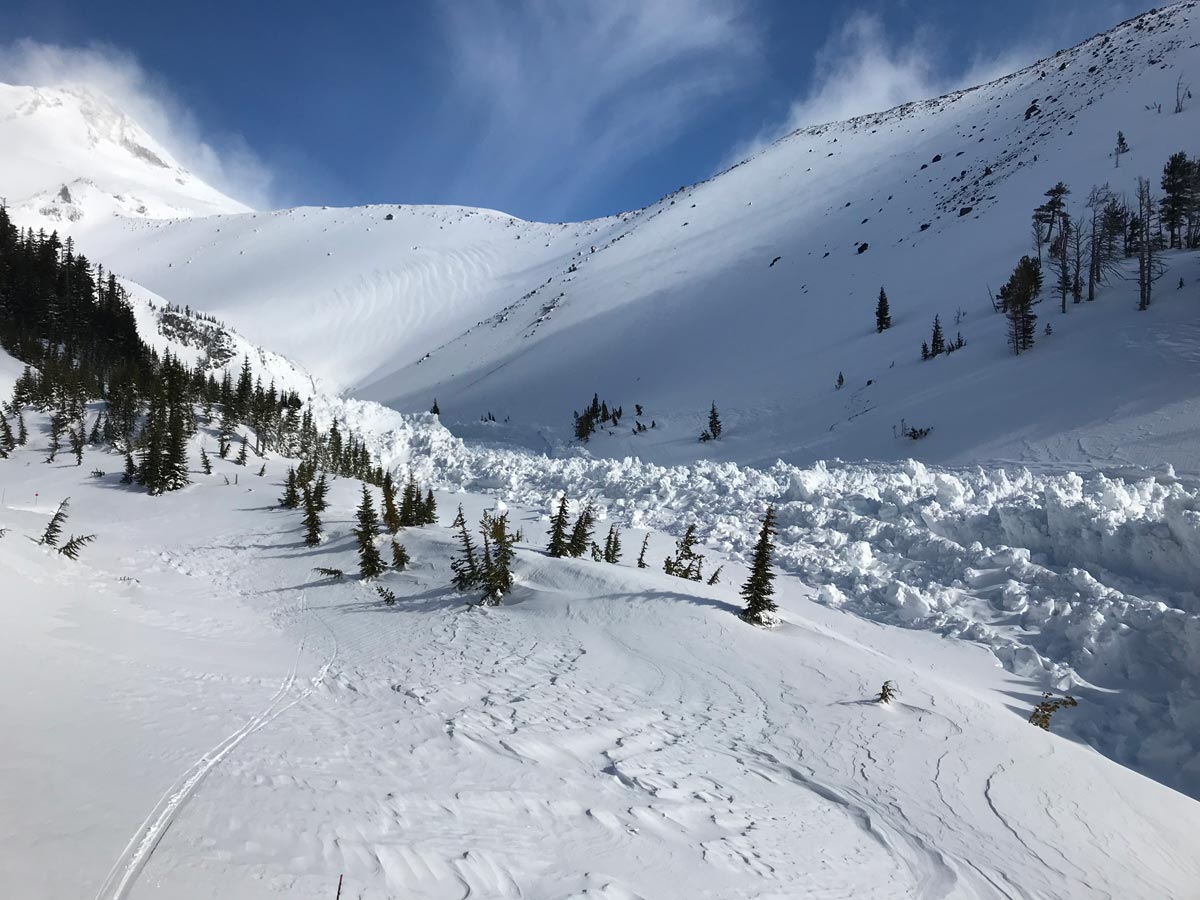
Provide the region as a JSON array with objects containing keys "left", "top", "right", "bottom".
[
  {"left": 2, "top": 418, "right": 1199, "bottom": 899},
  {"left": 0, "top": 83, "right": 250, "bottom": 227},
  {"left": 79, "top": 2, "right": 1200, "bottom": 473}
]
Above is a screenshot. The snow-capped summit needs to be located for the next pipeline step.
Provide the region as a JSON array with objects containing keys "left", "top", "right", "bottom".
[{"left": 0, "top": 82, "right": 250, "bottom": 228}]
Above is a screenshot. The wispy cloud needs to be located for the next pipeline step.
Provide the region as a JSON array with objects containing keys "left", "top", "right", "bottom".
[
  {"left": 722, "top": 1, "right": 1141, "bottom": 169},
  {"left": 0, "top": 38, "right": 274, "bottom": 209},
  {"left": 433, "top": 0, "right": 759, "bottom": 219}
]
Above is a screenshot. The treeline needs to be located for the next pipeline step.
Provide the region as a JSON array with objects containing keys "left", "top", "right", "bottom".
[{"left": 997, "top": 144, "right": 1199, "bottom": 355}]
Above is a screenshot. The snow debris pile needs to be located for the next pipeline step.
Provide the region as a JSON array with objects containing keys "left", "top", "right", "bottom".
[{"left": 334, "top": 402, "right": 1200, "bottom": 795}]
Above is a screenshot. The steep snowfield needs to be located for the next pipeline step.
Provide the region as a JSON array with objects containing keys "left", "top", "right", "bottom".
[
  {"left": 81, "top": 3, "right": 1200, "bottom": 473},
  {"left": 0, "top": 83, "right": 249, "bottom": 227},
  {"left": 2, "top": 423, "right": 1199, "bottom": 899}
]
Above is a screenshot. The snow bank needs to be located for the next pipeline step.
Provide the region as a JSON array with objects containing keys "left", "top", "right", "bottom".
[{"left": 331, "top": 402, "right": 1200, "bottom": 795}]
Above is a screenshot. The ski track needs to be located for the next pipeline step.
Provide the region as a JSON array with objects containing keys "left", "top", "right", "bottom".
[{"left": 92, "top": 587, "right": 338, "bottom": 900}]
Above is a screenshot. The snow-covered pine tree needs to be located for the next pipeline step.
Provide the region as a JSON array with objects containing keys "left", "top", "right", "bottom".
[
  {"left": 546, "top": 495, "right": 571, "bottom": 557},
  {"left": 354, "top": 484, "right": 386, "bottom": 579},
  {"left": 121, "top": 450, "right": 136, "bottom": 484},
  {"left": 739, "top": 506, "right": 779, "bottom": 626},
  {"left": 637, "top": 534, "right": 650, "bottom": 569},
  {"left": 399, "top": 473, "right": 419, "bottom": 527},
  {"left": 481, "top": 512, "right": 516, "bottom": 606},
  {"left": 875, "top": 286, "right": 892, "bottom": 332},
  {"left": 39, "top": 498, "right": 70, "bottom": 547}
]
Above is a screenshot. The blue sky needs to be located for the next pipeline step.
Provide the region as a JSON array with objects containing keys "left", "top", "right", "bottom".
[{"left": 0, "top": 0, "right": 1142, "bottom": 221}]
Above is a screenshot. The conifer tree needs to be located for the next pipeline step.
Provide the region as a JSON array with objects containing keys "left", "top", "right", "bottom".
[
  {"left": 929, "top": 315, "right": 945, "bottom": 356},
  {"left": 430, "top": 398, "right": 440, "bottom": 415},
  {"left": 740, "top": 506, "right": 779, "bottom": 626},
  {"left": 391, "top": 539, "right": 410, "bottom": 571},
  {"left": 381, "top": 471, "right": 402, "bottom": 532},
  {"left": 354, "top": 484, "right": 385, "bottom": 579},
  {"left": 200, "top": 446, "right": 213, "bottom": 475},
  {"left": 421, "top": 488, "right": 438, "bottom": 525},
  {"left": 603, "top": 524, "right": 622, "bottom": 563},
  {"left": 451, "top": 505, "right": 483, "bottom": 590},
  {"left": 302, "top": 485, "right": 322, "bottom": 547},
  {"left": 39, "top": 498, "right": 70, "bottom": 547},
  {"left": 70, "top": 423, "right": 85, "bottom": 465},
  {"left": 399, "top": 473, "right": 419, "bottom": 527},
  {"left": 708, "top": 402, "right": 722, "bottom": 440},
  {"left": 121, "top": 450, "right": 136, "bottom": 484},
  {"left": 546, "top": 495, "right": 571, "bottom": 557},
  {"left": 637, "top": 533, "right": 650, "bottom": 569},
  {"left": 234, "top": 436, "right": 248, "bottom": 466},
  {"left": 663, "top": 524, "right": 704, "bottom": 581},
  {"left": 0, "top": 413, "right": 12, "bottom": 455},
  {"left": 16, "top": 412, "right": 27, "bottom": 446},
  {"left": 567, "top": 503, "right": 595, "bottom": 558},
  {"left": 280, "top": 467, "right": 300, "bottom": 508},
  {"left": 312, "top": 473, "right": 330, "bottom": 512},
  {"left": 481, "top": 512, "right": 516, "bottom": 605},
  {"left": 875, "top": 286, "right": 892, "bottom": 332},
  {"left": 836, "top": 371, "right": 844, "bottom": 390}
]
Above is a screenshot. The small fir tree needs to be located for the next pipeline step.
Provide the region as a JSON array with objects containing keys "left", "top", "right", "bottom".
[
  {"left": 739, "top": 506, "right": 779, "bottom": 626},
  {"left": 929, "top": 315, "right": 945, "bottom": 356},
  {"left": 354, "top": 484, "right": 386, "bottom": 579},
  {"left": 280, "top": 467, "right": 300, "bottom": 508},
  {"left": 312, "top": 473, "right": 330, "bottom": 512},
  {"left": 200, "top": 447, "right": 213, "bottom": 475},
  {"left": 637, "top": 534, "right": 650, "bottom": 569},
  {"left": 836, "top": 371, "right": 844, "bottom": 390},
  {"left": 234, "top": 436, "right": 248, "bottom": 466},
  {"left": 302, "top": 486, "right": 322, "bottom": 547},
  {"left": 546, "top": 495, "right": 571, "bottom": 557},
  {"left": 391, "top": 539, "right": 410, "bottom": 571},
  {"left": 567, "top": 503, "right": 595, "bottom": 558},
  {"left": 451, "top": 505, "right": 483, "bottom": 590},
  {"left": 603, "top": 524, "right": 622, "bottom": 563},
  {"left": 381, "top": 471, "right": 402, "bottom": 532},
  {"left": 708, "top": 402, "right": 722, "bottom": 440},
  {"left": 875, "top": 286, "right": 892, "bottom": 332},
  {"left": 421, "top": 488, "right": 438, "bottom": 525}
]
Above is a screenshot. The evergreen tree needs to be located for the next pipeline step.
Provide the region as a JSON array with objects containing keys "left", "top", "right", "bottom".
[
  {"left": 566, "top": 503, "right": 595, "bottom": 558},
  {"left": 1161, "top": 151, "right": 1191, "bottom": 249},
  {"left": 399, "top": 473, "right": 419, "bottom": 527},
  {"left": 451, "top": 505, "right": 483, "bottom": 590},
  {"left": 637, "top": 533, "right": 650, "bottom": 569},
  {"left": 234, "top": 436, "right": 248, "bottom": 466},
  {"left": 381, "top": 471, "right": 402, "bottom": 532},
  {"left": 875, "top": 286, "right": 892, "bottom": 332},
  {"left": 739, "top": 506, "right": 779, "bottom": 626},
  {"left": 546, "top": 494, "right": 571, "bottom": 557},
  {"left": 929, "top": 315, "right": 945, "bottom": 356},
  {"left": 836, "top": 371, "right": 844, "bottom": 390},
  {"left": 302, "top": 485, "right": 322, "bottom": 547},
  {"left": 430, "top": 398, "right": 440, "bottom": 415},
  {"left": 16, "top": 412, "right": 27, "bottom": 446},
  {"left": 421, "top": 488, "right": 438, "bottom": 525},
  {"left": 199, "top": 446, "right": 213, "bottom": 475},
  {"left": 1115, "top": 130, "right": 1130, "bottom": 163},
  {"left": 354, "top": 483, "right": 385, "bottom": 579},
  {"left": 280, "top": 467, "right": 300, "bottom": 508},
  {"left": 312, "top": 473, "right": 330, "bottom": 512},
  {"left": 663, "top": 525, "right": 704, "bottom": 581},
  {"left": 391, "top": 539, "right": 410, "bottom": 571},
  {"left": 0, "top": 413, "right": 13, "bottom": 454},
  {"left": 1001, "top": 256, "right": 1041, "bottom": 355},
  {"left": 921, "top": 341, "right": 930, "bottom": 361},
  {"left": 481, "top": 512, "right": 517, "bottom": 605},
  {"left": 708, "top": 402, "right": 722, "bottom": 440},
  {"left": 70, "top": 423, "right": 85, "bottom": 465},
  {"left": 121, "top": 450, "right": 136, "bottom": 484},
  {"left": 603, "top": 524, "right": 622, "bottom": 563}
]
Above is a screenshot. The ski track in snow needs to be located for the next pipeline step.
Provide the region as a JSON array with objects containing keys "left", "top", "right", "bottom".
[{"left": 92, "top": 587, "right": 339, "bottom": 900}]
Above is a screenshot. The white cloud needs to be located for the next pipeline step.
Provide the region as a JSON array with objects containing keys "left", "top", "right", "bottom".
[
  {"left": 434, "top": 0, "right": 760, "bottom": 219},
  {"left": 721, "top": 3, "right": 1140, "bottom": 170},
  {"left": 0, "top": 38, "right": 274, "bottom": 209}
]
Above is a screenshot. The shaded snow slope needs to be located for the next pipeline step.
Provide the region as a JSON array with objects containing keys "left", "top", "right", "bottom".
[
  {"left": 0, "top": 83, "right": 249, "bottom": 228},
  {"left": 81, "top": 3, "right": 1200, "bottom": 473},
  {"left": 1, "top": 422, "right": 1198, "bottom": 899}
]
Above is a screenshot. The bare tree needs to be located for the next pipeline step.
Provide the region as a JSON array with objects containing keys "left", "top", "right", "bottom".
[
  {"left": 1175, "top": 74, "right": 1191, "bottom": 114},
  {"left": 1071, "top": 213, "right": 1086, "bottom": 304},
  {"left": 1135, "top": 177, "right": 1164, "bottom": 310}
]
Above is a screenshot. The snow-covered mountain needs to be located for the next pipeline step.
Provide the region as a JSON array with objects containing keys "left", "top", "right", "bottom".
[
  {"left": 75, "top": 2, "right": 1200, "bottom": 473},
  {"left": 0, "top": 83, "right": 250, "bottom": 227}
]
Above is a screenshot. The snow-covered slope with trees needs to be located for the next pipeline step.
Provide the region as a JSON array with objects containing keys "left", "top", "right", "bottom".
[
  {"left": 79, "top": 3, "right": 1200, "bottom": 473},
  {"left": 0, "top": 83, "right": 250, "bottom": 227}
]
